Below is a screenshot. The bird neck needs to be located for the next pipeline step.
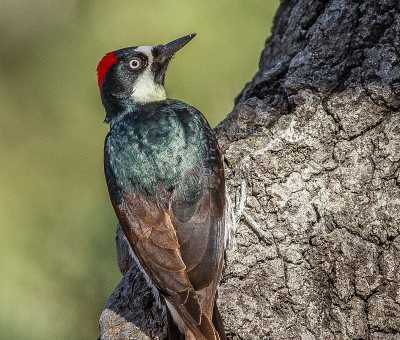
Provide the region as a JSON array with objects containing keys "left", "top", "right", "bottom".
[
  {"left": 131, "top": 68, "right": 167, "bottom": 104},
  {"left": 101, "top": 94, "right": 133, "bottom": 123},
  {"left": 102, "top": 89, "right": 167, "bottom": 124}
]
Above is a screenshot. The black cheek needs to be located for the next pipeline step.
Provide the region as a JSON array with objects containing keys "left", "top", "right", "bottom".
[{"left": 108, "top": 66, "right": 138, "bottom": 98}]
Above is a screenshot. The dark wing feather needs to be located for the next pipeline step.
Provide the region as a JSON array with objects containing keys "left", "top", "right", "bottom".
[
  {"left": 113, "top": 191, "right": 210, "bottom": 337},
  {"left": 112, "top": 179, "right": 224, "bottom": 340},
  {"left": 171, "top": 166, "right": 226, "bottom": 290},
  {"left": 114, "top": 192, "right": 193, "bottom": 296}
]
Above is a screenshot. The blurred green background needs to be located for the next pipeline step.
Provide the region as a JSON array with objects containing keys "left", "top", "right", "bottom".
[{"left": 0, "top": 1, "right": 278, "bottom": 339}]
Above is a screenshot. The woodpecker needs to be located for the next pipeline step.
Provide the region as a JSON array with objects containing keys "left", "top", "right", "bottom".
[{"left": 97, "top": 34, "right": 231, "bottom": 340}]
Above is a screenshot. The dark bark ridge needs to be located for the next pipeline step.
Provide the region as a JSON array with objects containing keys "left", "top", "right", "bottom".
[
  {"left": 99, "top": 1, "right": 400, "bottom": 339},
  {"left": 217, "top": 0, "right": 399, "bottom": 146}
]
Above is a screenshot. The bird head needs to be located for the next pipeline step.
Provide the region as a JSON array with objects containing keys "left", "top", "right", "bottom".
[{"left": 97, "top": 33, "right": 196, "bottom": 122}]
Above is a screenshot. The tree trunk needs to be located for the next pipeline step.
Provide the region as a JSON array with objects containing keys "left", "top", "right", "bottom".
[{"left": 99, "top": 1, "right": 400, "bottom": 339}]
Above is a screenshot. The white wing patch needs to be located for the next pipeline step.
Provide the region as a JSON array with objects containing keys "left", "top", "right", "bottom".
[{"left": 131, "top": 46, "right": 167, "bottom": 104}]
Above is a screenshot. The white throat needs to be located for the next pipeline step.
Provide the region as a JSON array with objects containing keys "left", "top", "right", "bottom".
[{"left": 131, "top": 46, "right": 167, "bottom": 104}]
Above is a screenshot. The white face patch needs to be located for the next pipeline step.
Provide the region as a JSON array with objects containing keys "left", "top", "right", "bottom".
[{"left": 131, "top": 46, "right": 167, "bottom": 103}]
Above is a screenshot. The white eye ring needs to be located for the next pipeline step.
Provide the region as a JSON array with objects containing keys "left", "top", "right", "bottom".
[{"left": 129, "top": 58, "right": 141, "bottom": 69}]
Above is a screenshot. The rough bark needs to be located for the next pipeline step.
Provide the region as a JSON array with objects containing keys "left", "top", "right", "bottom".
[{"left": 99, "top": 0, "right": 400, "bottom": 339}]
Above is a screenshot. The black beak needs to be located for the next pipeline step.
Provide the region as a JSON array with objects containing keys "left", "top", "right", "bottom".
[
  {"left": 157, "top": 33, "right": 196, "bottom": 61},
  {"left": 152, "top": 33, "right": 196, "bottom": 85}
]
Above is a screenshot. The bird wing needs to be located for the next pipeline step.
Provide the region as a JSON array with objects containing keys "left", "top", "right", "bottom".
[
  {"left": 113, "top": 191, "right": 194, "bottom": 296},
  {"left": 112, "top": 189, "right": 219, "bottom": 340},
  {"left": 170, "top": 164, "right": 226, "bottom": 291}
]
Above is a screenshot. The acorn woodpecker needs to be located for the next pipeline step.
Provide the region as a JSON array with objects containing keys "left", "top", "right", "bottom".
[{"left": 97, "top": 34, "right": 231, "bottom": 340}]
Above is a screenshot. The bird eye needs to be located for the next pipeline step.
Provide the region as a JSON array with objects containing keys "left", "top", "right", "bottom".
[{"left": 129, "top": 58, "right": 141, "bottom": 70}]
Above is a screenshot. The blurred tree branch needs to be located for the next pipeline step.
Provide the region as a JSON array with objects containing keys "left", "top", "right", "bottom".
[{"left": 100, "top": 0, "right": 400, "bottom": 338}]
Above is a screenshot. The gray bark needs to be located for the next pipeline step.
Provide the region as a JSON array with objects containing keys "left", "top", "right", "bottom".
[{"left": 99, "top": 0, "right": 400, "bottom": 339}]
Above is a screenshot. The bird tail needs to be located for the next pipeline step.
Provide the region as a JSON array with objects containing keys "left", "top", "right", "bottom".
[
  {"left": 167, "top": 308, "right": 185, "bottom": 340},
  {"left": 212, "top": 303, "right": 227, "bottom": 340},
  {"left": 174, "top": 307, "right": 219, "bottom": 340},
  {"left": 166, "top": 294, "right": 220, "bottom": 340}
]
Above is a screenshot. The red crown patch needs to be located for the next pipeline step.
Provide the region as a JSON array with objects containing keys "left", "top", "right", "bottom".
[{"left": 97, "top": 52, "right": 117, "bottom": 88}]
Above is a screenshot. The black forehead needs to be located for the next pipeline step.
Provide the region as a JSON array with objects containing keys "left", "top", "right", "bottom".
[{"left": 114, "top": 46, "right": 151, "bottom": 60}]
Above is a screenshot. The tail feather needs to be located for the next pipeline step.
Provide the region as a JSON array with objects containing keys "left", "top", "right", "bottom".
[
  {"left": 166, "top": 290, "right": 226, "bottom": 340},
  {"left": 177, "top": 307, "right": 212, "bottom": 339},
  {"left": 212, "top": 304, "right": 227, "bottom": 340},
  {"left": 167, "top": 301, "right": 219, "bottom": 340},
  {"left": 199, "top": 313, "right": 219, "bottom": 340},
  {"left": 167, "top": 308, "right": 185, "bottom": 340}
]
